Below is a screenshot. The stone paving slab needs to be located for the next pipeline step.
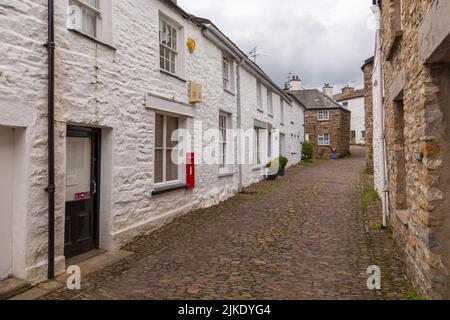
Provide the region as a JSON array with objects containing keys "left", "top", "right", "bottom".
[{"left": 40, "top": 146, "right": 409, "bottom": 300}]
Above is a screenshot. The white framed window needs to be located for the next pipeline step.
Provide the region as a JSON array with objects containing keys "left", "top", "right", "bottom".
[
  {"left": 317, "top": 110, "right": 330, "bottom": 121},
  {"left": 154, "top": 114, "right": 182, "bottom": 185},
  {"left": 342, "top": 101, "right": 349, "bottom": 108},
  {"left": 318, "top": 133, "right": 330, "bottom": 146},
  {"left": 254, "top": 127, "right": 263, "bottom": 165},
  {"left": 280, "top": 98, "right": 285, "bottom": 124},
  {"left": 218, "top": 113, "right": 229, "bottom": 168},
  {"left": 223, "top": 55, "right": 231, "bottom": 91},
  {"left": 279, "top": 133, "right": 286, "bottom": 156},
  {"left": 69, "top": 0, "right": 101, "bottom": 38},
  {"left": 159, "top": 18, "right": 178, "bottom": 75},
  {"left": 256, "top": 82, "right": 263, "bottom": 111},
  {"left": 267, "top": 91, "right": 273, "bottom": 115}
]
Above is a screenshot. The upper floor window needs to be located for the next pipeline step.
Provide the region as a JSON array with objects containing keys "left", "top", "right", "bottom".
[
  {"left": 280, "top": 98, "right": 285, "bottom": 124},
  {"left": 267, "top": 91, "right": 273, "bottom": 115},
  {"left": 69, "top": 0, "right": 114, "bottom": 44},
  {"left": 159, "top": 19, "right": 178, "bottom": 75},
  {"left": 317, "top": 110, "right": 330, "bottom": 121},
  {"left": 256, "top": 82, "right": 263, "bottom": 111},
  {"left": 223, "top": 56, "right": 231, "bottom": 91},
  {"left": 343, "top": 101, "right": 349, "bottom": 108}
]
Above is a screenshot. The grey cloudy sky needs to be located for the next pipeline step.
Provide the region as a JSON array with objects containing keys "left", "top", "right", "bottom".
[{"left": 178, "top": 0, "right": 375, "bottom": 93}]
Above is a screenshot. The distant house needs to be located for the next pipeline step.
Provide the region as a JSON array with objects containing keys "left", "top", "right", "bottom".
[
  {"left": 286, "top": 77, "right": 351, "bottom": 159},
  {"left": 334, "top": 86, "right": 366, "bottom": 145}
]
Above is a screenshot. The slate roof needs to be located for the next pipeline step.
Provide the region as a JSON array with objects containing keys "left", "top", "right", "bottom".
[
  {"left": 333, "top": 89, "right": 365, "bottom": 102},
  {"left": 287, "top": 89, "right": 350, "bottom": 112}
]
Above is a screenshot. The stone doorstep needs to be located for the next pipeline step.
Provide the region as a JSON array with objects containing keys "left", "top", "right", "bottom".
[
  {"left": 0, "top": 277, "right": 32, "bottom": 300},
  {"left": 9, "top": 250, "right": 134, "bottom": 300}
]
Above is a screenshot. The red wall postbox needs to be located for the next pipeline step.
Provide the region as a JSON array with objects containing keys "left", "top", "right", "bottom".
[{"left": 186, "top": 152, "right": 195, "bottom": 189}]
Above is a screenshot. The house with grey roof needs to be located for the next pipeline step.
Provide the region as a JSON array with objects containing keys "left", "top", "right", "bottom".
[{"left": 285, "top": 77, "right": 351, "bottom": 159}]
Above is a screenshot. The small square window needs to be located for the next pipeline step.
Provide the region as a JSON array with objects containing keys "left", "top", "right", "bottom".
[
  {"left": 318, "top": 133, "right": 330, "bottom": 146},
  {"left": 317, "top": 110, "right": 330, "bottom": 121}
]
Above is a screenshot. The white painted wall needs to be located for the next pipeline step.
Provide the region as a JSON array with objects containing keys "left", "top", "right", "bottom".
[
  {"left": 0, "top": 126, "right": 14, "bottom": 280},
  {"left": 372, "top": 53, "right": 385, "bottom": 197},
  {"left": 0, "top": 0, "right": 303, "bottom": 283},
  {"left": 341, "top": 96, "right": 365, "bottom": 145}
]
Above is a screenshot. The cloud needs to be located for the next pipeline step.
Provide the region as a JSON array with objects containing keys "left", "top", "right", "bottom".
[{"left": 178, "top": 0, "right": 375, "bottom": 92}]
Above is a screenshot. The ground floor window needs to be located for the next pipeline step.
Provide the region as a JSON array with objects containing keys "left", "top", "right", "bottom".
[
  {"left": 219, "top": 112, "right": 232, "bottom": 168},
  {"left": 155, "top": 114, "right": 180, "bottom": 185},
  {"left": 318, "top": 133, "right": 330, "bottom": 146},
  {"left": 254, "top": 127, "right": 263, "bottom": 165}
]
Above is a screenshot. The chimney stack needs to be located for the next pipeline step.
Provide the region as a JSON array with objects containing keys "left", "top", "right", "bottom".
[
  {"left": 322, "top": 83, "right": 334, "bottom": 97},
  {"left": 286, "top": 75, "right": 302, "bottom": 91},
  {"left": 341, "top": 85, "right": 355, "bottom": 96}
]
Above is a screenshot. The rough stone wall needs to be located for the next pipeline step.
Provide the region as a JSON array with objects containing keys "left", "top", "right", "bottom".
[
  {"left": 380, "top": 0, "right": 449, "bottom": 299},
  {"left": 0, "top": 0, "right": 302, "bottom": 283},
  {"left": 305, "top": 109, "right": 350, "bottom": 159},
  {"left": 363, "top": 62, "right": 374, "bottom": 173}
]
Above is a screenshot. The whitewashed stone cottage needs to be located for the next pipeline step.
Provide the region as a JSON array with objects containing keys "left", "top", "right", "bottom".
[
  {"left": 0, "top": 0, "right": 304, "bottom": 284},
  {"left": 333, "top": 86, "right": 366, "bottom": 145}
]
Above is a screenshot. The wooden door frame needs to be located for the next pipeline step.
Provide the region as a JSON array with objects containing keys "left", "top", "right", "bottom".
[{"left": 66, "top": 125, "right": 102, "bottom": 252}]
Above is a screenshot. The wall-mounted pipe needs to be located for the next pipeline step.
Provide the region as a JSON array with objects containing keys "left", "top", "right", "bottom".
[
  {"left": 371, "top": 4, "right": 389, "bottom": 228},
  {"left": 45, "top": 0, "right": 56, "bottom": 279}
]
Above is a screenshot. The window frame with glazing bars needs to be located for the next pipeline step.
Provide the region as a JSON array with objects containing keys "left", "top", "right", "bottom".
[
  {"left": 159, "top": 18, "right": 178, "bottom": 75},
  {"left": 218, "top": 114, "right": 228, "bottom": 168},
  {"left": 317, "top": 110, "right": 330, "bottom": 121},
  {"left": 70, "top": 0, "right": 101, "bottom": 38},
  {"left": 154, "top": 113, "right": 181, "bottom": 186},
  {"left": 318, "top": 133, "right": 330, "bottom": 146}
]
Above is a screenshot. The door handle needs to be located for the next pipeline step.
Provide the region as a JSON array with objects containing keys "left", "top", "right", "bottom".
[{"left": 92, "top": 180, "right": 97, "bottom": 195}]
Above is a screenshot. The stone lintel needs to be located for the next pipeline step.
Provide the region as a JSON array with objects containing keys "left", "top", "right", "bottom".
[
  {"left": 390, "top": 69, "right": 406, "bottom": 102},
  {"left": 419, "top": 0, "right": 450, "bottom": 64}
]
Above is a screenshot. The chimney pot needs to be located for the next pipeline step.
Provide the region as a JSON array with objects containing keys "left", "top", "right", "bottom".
[{"left": 322, "top": 83, "right": 333, "bottom": 97}]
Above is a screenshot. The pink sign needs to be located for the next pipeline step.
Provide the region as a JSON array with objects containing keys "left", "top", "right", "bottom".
[{"left": 74, "top": 192, "right": 91, "bottom": 200}]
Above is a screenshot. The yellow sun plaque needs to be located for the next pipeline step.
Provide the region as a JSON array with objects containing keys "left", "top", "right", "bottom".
[{"left": 187, "top": 37, "right": 196, "bottom": 53}]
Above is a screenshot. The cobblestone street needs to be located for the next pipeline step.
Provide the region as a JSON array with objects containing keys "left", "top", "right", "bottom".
[{"left": 42, "top": 147, "right": 409, "bottom": 300}]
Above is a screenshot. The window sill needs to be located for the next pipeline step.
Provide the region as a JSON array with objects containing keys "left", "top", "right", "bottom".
[
  {"left": 68, "top": 29, "right": 116, "bottom": 51},
  {"left": 257, "top": 108, "right": 264, "bottom": 114},
  {"left": 224, "top": 88, "right": 236, "bottom": 96},
  {"left": 152, "top": 183, "right": 187, "bottom": 196},
  {"left": 218, "top": 172, "right": 235, "bottom": 178},
  {"left": 252, "top": 166, "right": 264, "bottom": 172},
  {"left": 160, "top": 69, "right": 187, "bottom": 83}
]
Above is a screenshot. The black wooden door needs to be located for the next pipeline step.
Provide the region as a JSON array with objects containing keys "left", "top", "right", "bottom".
[{"left": 64, "top": 126, "right": 101, "bottom": 258}]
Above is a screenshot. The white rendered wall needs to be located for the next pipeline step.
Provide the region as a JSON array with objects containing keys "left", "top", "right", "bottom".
[{"left": 342, "top": 96, "right": 366, "bottom": 145}]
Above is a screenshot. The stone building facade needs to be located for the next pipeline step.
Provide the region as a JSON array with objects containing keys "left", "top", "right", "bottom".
[
  {"left": 362, "top": 57, "right": 374, "bottom": 173},
  {"left": 288, "top": 83, "right": 351, "bottom": 159},
  {"left": 371, "top": 0, "right": 450, "bottom": 299},
  {"left": 0, "top": 0, "right": 303, "bottom": 284},
  {"left": 334, "top": 86, "right": 366, "bottom": 146}
]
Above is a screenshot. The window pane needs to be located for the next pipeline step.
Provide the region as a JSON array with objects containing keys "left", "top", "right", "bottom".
[
  {"left": 166, "top": 149, "right": 178, "bottom": 181},
  {"left": 154, "top": 149, "right": 163, "bottom": 183},
  {"left": 166, "top": 116, "right": 179, "bottom": 148},
  {"left": 82, "top": 7, "right": 96, "bottom": 37},
  {"left": 155, "top": 115, "right": 164, "bottom": 148},
  {"left": 66, "top": 137, "right": 92, "bottom": 202}
]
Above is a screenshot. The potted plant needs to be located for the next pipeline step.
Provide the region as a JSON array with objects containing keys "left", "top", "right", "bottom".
[
  {"left": 264, "top": 160, "right": 279, "bottom": 180},
  {"left": 277, "top": 156, "right": 289, "bottom": 176}
]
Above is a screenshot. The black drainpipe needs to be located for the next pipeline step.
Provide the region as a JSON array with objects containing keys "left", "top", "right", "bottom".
[{"left": 45, "top": 0, "right": 56, "bottom": 280}]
